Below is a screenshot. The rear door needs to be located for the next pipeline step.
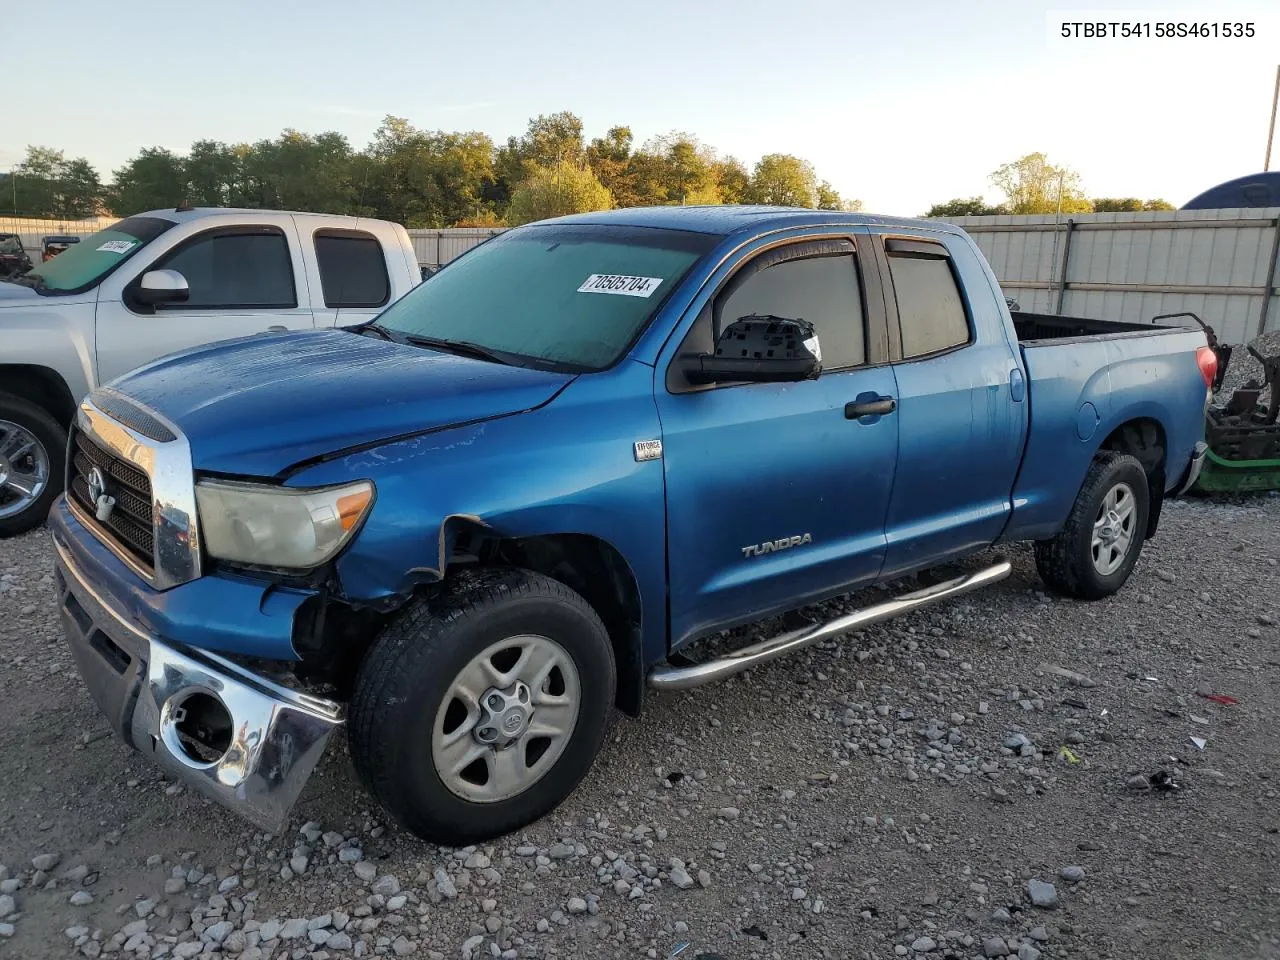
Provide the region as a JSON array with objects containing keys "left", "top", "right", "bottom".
[
  {"left": 94, "top": 218, "right": 315, "bottom": 384},
  {"left": 656, "top": 231, "right": 900, "bottom": 647},
  {"left": 871, "top": 231, "right": 1026, "bottom": 576},
  {"left": 303, "top": 224, "right": 396, "bottom": 328}
]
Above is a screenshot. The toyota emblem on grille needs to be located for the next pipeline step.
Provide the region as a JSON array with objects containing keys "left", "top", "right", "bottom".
[{"left": 86, "top": 466, "right": 116, "bottom": 522}]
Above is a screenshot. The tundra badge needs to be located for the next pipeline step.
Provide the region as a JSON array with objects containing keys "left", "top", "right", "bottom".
[{"left": 742, "top": 533, "right": 812, "bottom": 558}]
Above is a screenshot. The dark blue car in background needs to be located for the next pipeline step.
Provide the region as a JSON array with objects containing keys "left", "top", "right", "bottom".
[{"left": 49, "top": 206, "right": 1214, "bottom": 843}]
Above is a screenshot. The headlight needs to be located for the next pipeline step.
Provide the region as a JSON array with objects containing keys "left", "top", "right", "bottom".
[{"left": 195, "top": 479, "right": 374, "bottom": 570}]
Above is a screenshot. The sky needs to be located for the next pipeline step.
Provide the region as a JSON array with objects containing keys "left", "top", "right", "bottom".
[{"left": 5, "top": 0, "right": 1279, "bottom": 214}]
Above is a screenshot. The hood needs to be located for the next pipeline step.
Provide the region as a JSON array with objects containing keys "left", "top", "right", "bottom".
[
  {"left": 0, "top": 282, "right": 39, "bottom": 304},
  {"left": 0, "top": 282, "right": 96, "bottom": 307},
  {"left": 109, "top": 328, "right": 575, "bottom": 476}
]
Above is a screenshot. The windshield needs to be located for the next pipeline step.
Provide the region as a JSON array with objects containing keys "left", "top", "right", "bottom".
[
  {"left": 0, "top": 236, "right": 22, "bottom": 255},
  {"left": 372, "top": 223, "right": 716, "bottom": 370},
  {"left": 20, "top": 216, "right": 175, "bottom": 294}
]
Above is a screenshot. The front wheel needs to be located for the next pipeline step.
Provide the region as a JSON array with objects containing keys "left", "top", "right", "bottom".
[
  {"left": 0, "top": 395, "right": 67, "bottom": 538},
  {"left": 348, "top": 568, "right": 616, "bottom": 844},
  {"left": 1034, "top": 451, "right": 1150, "bottom": 600}
]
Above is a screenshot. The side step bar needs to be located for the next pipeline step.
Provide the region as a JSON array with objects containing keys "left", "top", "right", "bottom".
[{"left": 648, "top": 560, "right": 1012, "bottom": 691}]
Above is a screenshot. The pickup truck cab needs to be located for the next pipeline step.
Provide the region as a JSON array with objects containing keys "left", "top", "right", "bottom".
[
  {"left": 49, "top": 206, "right": 1213, "bottom": 843},
  {"left": 0, "top": 207, "right": 420, "bottom": 536}
]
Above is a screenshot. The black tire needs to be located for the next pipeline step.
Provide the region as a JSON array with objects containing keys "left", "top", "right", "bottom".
[
  {"left": 1034, "top": 451, "right": 1149, "bottom": 600},
  {"left": 349, "top": 567, "right": 616, "bottom": 844},
  {"left": 0, "top": 394, "right": 67, "bottom": 538}
]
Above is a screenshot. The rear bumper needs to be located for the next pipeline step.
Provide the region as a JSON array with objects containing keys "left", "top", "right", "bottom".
[
  {"left": 1174, "top": 440, "right": 1209, "bottom": 496},
  {"left": 52, "top": 516, "right": 343, "bottom": 834}
]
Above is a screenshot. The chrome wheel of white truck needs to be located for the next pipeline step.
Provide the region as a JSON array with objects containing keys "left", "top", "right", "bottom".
[
  {"left": 0, "top": 396, "right": 66, "bottom": 537},
  {"left": 1035, "top": 451, "right": 1150, "bottom": 600},
  {"left": 432, "top": 634, "right": 581, "bottom": 803},
  {"left": 349, "top": 568, "right": 614, "bottom": 844}
]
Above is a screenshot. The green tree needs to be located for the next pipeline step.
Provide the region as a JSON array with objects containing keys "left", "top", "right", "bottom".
[
  {"left": 363, "top": 117, "right": 497, "bottom": 227},
  {"left": 926, "top": 196, "right": 1006, "bottom": 217},
  {"left": 9, "top": 146, "right": 104, "bottom": 217},
  {"left": 184, "top": 140, "right": 241, "bottom": 207},
  {"left": 1092, "top": 197, "right": 1175, "bottom": 212},
  {"left": 815, "top": 181, "right": 863, "bottom": 212},
  {"left": 495, "top": 111, "right": 586, "bottom": 204},
  {"left": 587, "top": 126, "right": 637, "bottom": 207},
  {"left": 110, "top": 148, "right": 187, "bottom": 214},
  {"left": 990, "top": 153, "right": 1091, "bottom": 215},
  {"left": 743, "top": 154, "right": 818, "bottom": 207},
  {"left": 506, "top": 162, "right": 612, "bottom": 225},
  {"left": 58, "top": 159, "right": 104, "bottom": 217},
  {"left": 715, "top": 157, "right": 749, "bottom": 204}
]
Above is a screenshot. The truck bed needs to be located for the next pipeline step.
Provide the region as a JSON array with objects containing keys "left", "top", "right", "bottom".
[{"left": 1011, "top": 310, "right": 1189, "bottom": 343}]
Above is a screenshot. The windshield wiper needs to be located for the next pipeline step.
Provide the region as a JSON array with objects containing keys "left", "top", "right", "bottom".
[
  {"left": 355, "top": 322, "right": 408, "bottom": 344},
  {"left": 400, "top": 334, "right": 516, "bottom": 366}
]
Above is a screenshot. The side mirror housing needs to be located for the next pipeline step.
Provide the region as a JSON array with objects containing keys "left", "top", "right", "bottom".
[
  {"left": 136, "top": 269, "right": 190, "bottom": 306},
  {"left": 682, "top": 315, "right": 822, "bottom": 386}
]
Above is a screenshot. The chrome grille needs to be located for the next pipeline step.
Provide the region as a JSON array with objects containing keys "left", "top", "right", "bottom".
[{"left": 68, "top": 428, "right": 155, "bottom": 570}]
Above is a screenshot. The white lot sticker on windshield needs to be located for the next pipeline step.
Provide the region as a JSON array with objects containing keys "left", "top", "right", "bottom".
[
  {"left": 577, "top": 274, "right": 663, "bottom": 298},
  {"left": 96, "top": 240, "right": 136, "bottom": 254}
]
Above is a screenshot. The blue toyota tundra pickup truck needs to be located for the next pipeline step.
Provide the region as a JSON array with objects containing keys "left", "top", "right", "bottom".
[{"left": 48, "top": 206, "right": 1214, "bottom": 843}]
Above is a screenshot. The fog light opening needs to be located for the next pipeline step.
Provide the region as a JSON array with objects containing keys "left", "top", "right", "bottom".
[{"left": 169, "top": 691, "right": 233, "bottom": 764}]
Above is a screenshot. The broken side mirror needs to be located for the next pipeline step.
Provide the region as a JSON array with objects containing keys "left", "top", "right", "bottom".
[{"left": 682, "top": 314, "right": 823, "bottom": 386}]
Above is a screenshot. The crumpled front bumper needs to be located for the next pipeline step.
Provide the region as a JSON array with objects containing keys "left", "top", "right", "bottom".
[{"left": 53, "top": 531, "right": 343, "bottom": 834}]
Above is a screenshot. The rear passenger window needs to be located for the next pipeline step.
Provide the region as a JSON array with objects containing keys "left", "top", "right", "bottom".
[
  {"left": 315, "top": 231, "right": 390, "bottom": 308},
  {"left": 718, "top": 255, "right": 866, "bottom": 369},
  {"left": 887, "top": 251, "right": 971, "bottom": 358}
]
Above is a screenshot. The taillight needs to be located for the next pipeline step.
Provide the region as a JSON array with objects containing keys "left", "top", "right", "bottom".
[{"left": 1196, "top": 346, "right": 1217, "bottom": 390}]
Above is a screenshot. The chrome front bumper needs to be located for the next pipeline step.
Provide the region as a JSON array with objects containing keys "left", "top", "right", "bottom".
[{"left": 53, "top": 535, "right": 343, "bottom": 834}]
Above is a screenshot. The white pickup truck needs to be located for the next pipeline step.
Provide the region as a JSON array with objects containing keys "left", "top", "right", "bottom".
[{"left": 0, "top": 207, "right": 421, "bottom": 536}]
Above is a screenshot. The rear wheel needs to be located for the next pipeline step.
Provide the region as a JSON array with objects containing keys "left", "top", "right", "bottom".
[
  {"left": 0, "top": 395, "right": 66, "bottom": 538},
  {"left": 349, "top": 568, "right": 615, "bottom": 844},
  {"left": 1034, "top": 451, "right": 1150, "bottom": 600}
]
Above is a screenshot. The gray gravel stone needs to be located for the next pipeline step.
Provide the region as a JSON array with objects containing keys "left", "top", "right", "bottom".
[
  {"left": 69, "top": 890, "right": 93, "bottom": 905},
  {"left": 371, "top": 874, "right": 400, "bottom": 896},
  {"left": 984, "top": 936, "right": 1010, "bottom": 957},
  {"left": 567, "top": 896, "right": 587, "bottom": 914},
  {"left": 204, "top": 920, "right": 234, "bottom": 943},
  {"left": 31, "top": 853, "right": 60, "bottom": 872},
  {"left": 0, "top": 895, "right": 14, "bottom": 918},
  {"left": 328, "top": 931, "right": 353, "bottom": 951},
  {"left": 911, "top": 936, "right": 937, "bottom": 952},
  {"left": 353, "top": 861, "right": 377, "bottom": 883},
  {"left": 338, "top": 847, "right": 362, "bottom": 863},
  {"left": 668, "top": 867, "right": 694, "bottom": 890},
  {"left": 1018, "top": 945, "right": 1042, "bottom": 960},
  {"left": 0, "top": 923, "right": 13, "bottom": 939},
  {"left": 279, "top": 918, "right": 309, "bottom": 939},
  {"left": 1027, "top": 880, "right": 1059, "bottom": 908},
  {"left": 1060, "top": 865, "right": 1085, "bottom": 882}
]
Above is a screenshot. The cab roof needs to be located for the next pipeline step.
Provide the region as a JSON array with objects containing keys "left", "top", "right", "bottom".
[{"left": 545, "top": 205, "right": 961, "bottom": 239}]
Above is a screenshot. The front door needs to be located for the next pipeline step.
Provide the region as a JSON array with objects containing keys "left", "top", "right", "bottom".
[
  {"left": 656, "top": 235, "right": 900, "bottom": 648},
  {"left": 94, "top": 222, "right": 316, "bottom": 385}
]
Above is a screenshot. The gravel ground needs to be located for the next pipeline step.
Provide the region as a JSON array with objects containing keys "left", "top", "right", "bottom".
[{"left": 2, "top": 497, "right": 1280, "bottom": 960}]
